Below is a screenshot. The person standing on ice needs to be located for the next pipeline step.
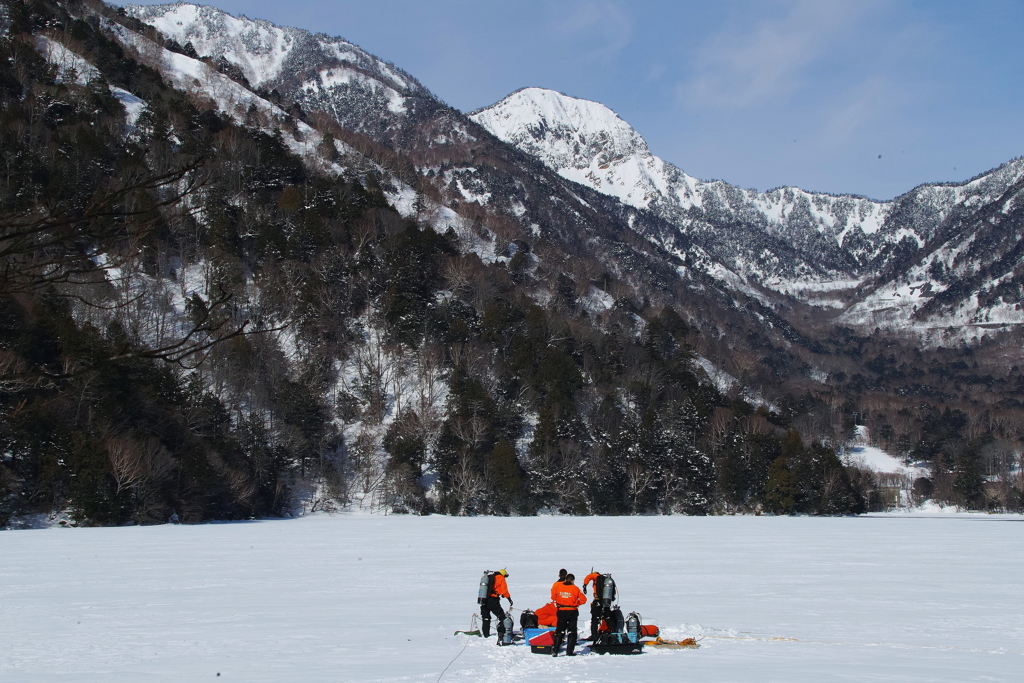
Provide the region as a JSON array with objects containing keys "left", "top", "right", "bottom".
[
  {"left": 537, "top": 568, "right": 567, "bottom": 629},
  {"left": 551, "top": 573, "right": 587, "bottom": 656},
  {"left": 582, "top": 570, "right": 615, "bottom": 641},
  {"left": 480, "top": 569, "right": 512, "bottom": 640}
]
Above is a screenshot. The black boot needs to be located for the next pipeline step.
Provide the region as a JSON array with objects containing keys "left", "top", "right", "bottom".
[
  {"left": 482, "top": 619, "right": 491, "bottom": 638},
  {"left": 567, "top": 633, "right": 577, "bottom": 656},
  {"left": 551, "top": 634, "right": 562, "bottom": 657}
]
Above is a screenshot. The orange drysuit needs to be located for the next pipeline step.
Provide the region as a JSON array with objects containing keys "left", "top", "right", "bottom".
[
  {"left": 534, "top": 602, "right": 558, "bottom": 627},
  {"left": 551, "top": 581, "right": 587, "bottom": 610},
  {"left": 583, "top": 572, "right": 600, "bottom": 594},
  {"left": 491, "top": 573, "right": 510, "bottom": 600}
]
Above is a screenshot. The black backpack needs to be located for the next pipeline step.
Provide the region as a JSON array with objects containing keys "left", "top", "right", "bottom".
[
  {"left": 607, "top": 608, "right": 624, "bottom": 633},
  {"left": 520, "top": 609, "right": 538, "bottom": 629}
]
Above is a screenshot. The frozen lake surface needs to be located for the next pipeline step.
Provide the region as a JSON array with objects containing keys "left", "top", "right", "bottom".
[{"left": 2, "top": 513, "right": 1022, "bottom": 682}]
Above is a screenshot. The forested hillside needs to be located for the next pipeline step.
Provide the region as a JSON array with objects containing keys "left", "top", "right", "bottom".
[{"left": 1, "top": 0, "right": 1021, "bottom": 527}]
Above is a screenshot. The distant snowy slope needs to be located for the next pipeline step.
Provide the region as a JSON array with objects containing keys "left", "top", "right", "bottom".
[
  {"left": 840, "top": 160, "right": 1024, "bottom": 336},
  {"left": 125, "top": 2, "right": 431, "bottom": 138},
  {"left": 121, "top": 7, "right": 1024, "bottom": 340},
  {"left": 471, "top": 88, "right": 899, "bottom": 290},
  {"left": 104, "top": 16, "right": 352, "bottom": 170},
  {"left": 471, "top": 88, "right": 1024, "bottom": 267},
  {"left": 471, "top": 88, "right": 892, "bottom": 254},
  {"left": 472, "top": 88, "right": 1024, "bottom": 257},
  {"left": 130, "top": 2, "right": 298, "bottom": 87},
  {"left": 473, "top": 88, "right": 1024, "bottom": 335}
]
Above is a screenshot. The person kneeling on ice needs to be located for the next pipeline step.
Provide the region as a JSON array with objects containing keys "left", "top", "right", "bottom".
[
  {"left": 551, "top": 573, "right": 587, "bottom": 656},
  {"left": 479, "top": 569, "right": 512, "bottom": 640},
  {"left": 534, "top": 601, "right": 558, "bottom": 628}
]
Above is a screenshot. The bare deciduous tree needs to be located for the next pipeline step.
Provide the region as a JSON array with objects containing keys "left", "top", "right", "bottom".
[
  {"left": 107, "top": 437, "right": 145, "bottom": 495},
  {"left": 450, "top": 451, "right": 485, "bottom": 516},
  {"left": 626, "top": 461, "right": 656, "bottom": 515}
]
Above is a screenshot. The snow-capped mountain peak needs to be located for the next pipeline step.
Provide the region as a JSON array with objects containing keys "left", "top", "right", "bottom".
[
  {"left": 470, "top": 88, "right": 899, "bottom": 252},
  {"left": 471, "top": 87, "right": 649, "bottom": 169},
  {"left": 471, "top": 87, "right": 670, "bottom": 211},
  {"left": 472, "top": 86, "right": 1024, "bottom": 337},
  {"left": 472, "top": 87, "right": 898, "bottom": 285},
  {"left": 120, "top": 4, "right": 1024, "bottom": 340}
]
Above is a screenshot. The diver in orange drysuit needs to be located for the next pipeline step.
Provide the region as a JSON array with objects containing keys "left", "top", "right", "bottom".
[
  {"left": 481, "top": 569, "right": 512, "bottom": 639},
  {"left": 534, "top": 601, "right": 558, "bottom": 627},
  {"left": 551, "top": 573, "right": 587, "bottom": 656},
  {"left": 537, "top": 567, "right": 567, "bottom": 629},
  {"left": 582, "top": 571, "right": 615, "bottom": 641}
]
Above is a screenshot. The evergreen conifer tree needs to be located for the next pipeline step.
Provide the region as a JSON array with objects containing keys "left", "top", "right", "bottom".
[{"left": 765, "top": 456, "right": 798, "bottom": 514}]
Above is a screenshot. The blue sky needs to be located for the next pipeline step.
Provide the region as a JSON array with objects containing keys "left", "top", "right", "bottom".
[{"left": 127, "top": 0, "right": 1024, "bottom": 200}]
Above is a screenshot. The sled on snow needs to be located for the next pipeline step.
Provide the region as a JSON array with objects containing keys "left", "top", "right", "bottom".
[{"left": 590, "top": 631, "right": 644, "bottom": 655}]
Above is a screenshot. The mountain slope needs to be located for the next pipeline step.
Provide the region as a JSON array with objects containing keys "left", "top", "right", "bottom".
[
  {"left": 471, "top": 88, "right": 891, "bottom": 280},
  {"left": 125, "top": 4, "right": 1024, "bottom": 345},
  {"left": 471, "top": 87, "right": 1024, "bottom": 336},
  {"left": 127, "top": 2, "right": 431, "bottom": 140}
]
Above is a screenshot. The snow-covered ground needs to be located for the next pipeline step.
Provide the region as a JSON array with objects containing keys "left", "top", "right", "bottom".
[
  {"left": 844, "top": 445, "right": 925, "bottom": 476},
  {"left": 843, "top": 425, "right": 926, "bottom": 477},
  {"left": 2, "top": 514, "right": 1022, "bottom": 682}
]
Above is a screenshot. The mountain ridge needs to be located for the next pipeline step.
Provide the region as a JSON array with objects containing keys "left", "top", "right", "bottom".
[
  {"left": 114, "top": 3, "right": 1024, "bottom": 342},
  {"left": 471, "top": 86, "right": 1024, "bottom": 336},
  {"left": 124, "top": 3, "right": 1024, "bottom": 334},
  {"left": 125, "top": 1, "right": 435, "bottom": 141}
]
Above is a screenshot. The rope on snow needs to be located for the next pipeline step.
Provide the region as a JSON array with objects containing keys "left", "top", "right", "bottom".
[{"left": 437, "top": 615, "right": 477, "bottom": 683}]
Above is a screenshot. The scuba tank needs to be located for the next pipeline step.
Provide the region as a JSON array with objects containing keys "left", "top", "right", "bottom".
[
  {"left": 477, "top": 571, "right": 493, "bottom": 605},
  {"left": 600, "top": 574, "right": 616, "bottom": 606},
  {"left": 500, "top": 615, "right": 514, "bottom": 646},
  {"left": 625, "top": 612, "right": 641, "bottom": 643}
]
